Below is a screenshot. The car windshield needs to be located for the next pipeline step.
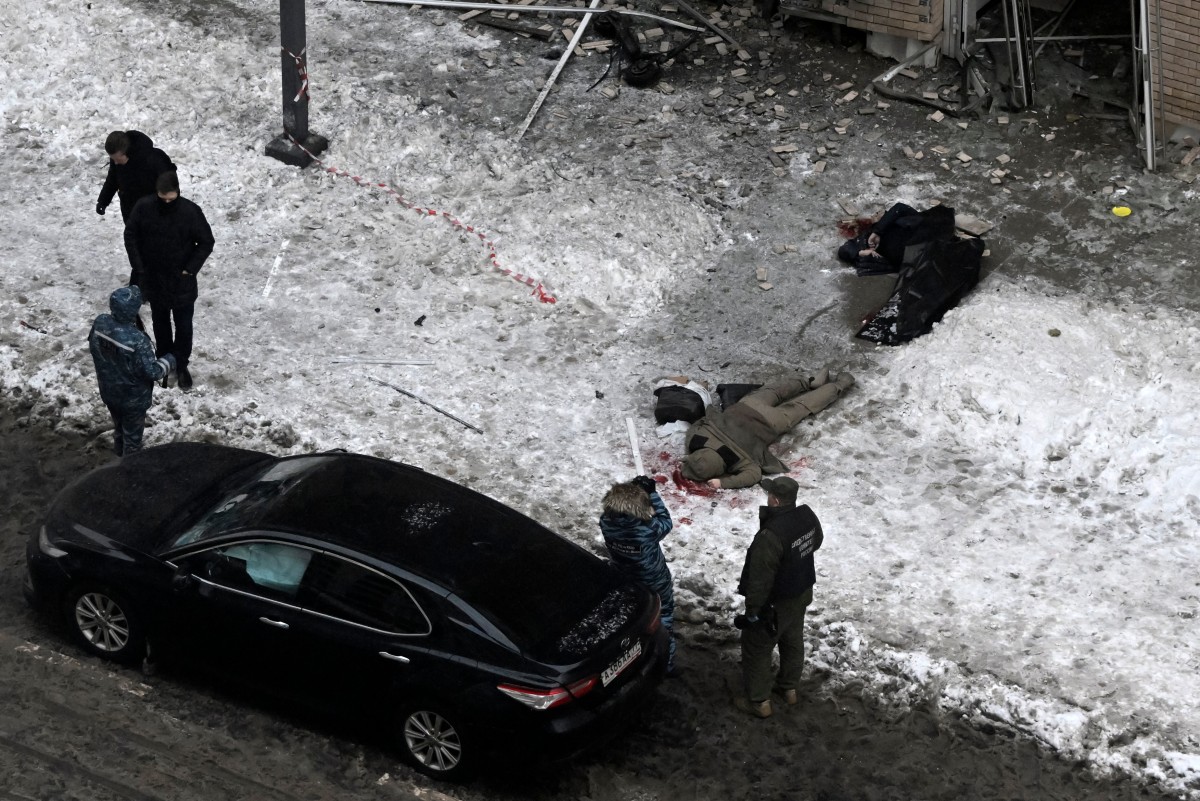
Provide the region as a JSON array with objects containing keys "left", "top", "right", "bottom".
[{"left": 167, "top": 457, "right": 327, "bottom": 548}]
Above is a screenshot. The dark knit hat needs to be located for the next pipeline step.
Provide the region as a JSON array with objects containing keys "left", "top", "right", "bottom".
[{"left": 760, "top": 476, "right": 798, "bottom": 506}]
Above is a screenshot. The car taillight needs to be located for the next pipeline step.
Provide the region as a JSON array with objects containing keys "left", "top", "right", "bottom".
[{"left": 497, "top": 676, "right": 598, "bottom": 711}]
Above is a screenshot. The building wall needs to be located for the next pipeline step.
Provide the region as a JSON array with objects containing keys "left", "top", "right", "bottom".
[
  {"left": 782, "top": 0, "right": 946, "bottom": 42},
  {"left": 1149, "top": 0, "right": 1200, "bottom": 130}
]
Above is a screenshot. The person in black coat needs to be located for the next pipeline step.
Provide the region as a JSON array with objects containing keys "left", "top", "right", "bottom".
[
  {"left": 96, "top": 130, "right": 176, "bottom": 223},
  {"left": 124, "top": 171, "right": 215, "bottom": 390},
  {"left": 836, "top": 202, "right": 920, "bottom": 275}
]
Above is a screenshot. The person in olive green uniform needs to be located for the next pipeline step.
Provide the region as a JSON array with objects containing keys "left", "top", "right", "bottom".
[
  {"left": 679, "top": 370, "right": 854, "bottom": 489},
  {"left": 733, "top": 477, "right": 823, "bottom": 718}
]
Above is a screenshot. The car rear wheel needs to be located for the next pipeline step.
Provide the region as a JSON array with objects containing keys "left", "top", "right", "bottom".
[
  {"left": 398, "top": 705, "right": 474, "bottom": 781},
  {"left": 64, "top": 584, "right": 146, "bottom": 665}
]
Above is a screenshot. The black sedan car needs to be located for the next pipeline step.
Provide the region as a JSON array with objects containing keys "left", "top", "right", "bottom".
[{"left": 25, "top": 443, "right": 668, "bottom": 779}]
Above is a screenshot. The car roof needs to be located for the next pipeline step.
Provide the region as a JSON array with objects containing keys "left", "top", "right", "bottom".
[{"left": 252, "top": 454, "right": 621, "bottom": 641}]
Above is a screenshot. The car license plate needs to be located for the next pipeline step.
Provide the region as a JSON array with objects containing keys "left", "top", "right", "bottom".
[{"left": 601, "top": 640, "right": 642, "bottom": 687}]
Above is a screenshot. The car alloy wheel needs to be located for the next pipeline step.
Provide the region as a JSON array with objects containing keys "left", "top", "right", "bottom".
[
  {"left": 65, "top": 585, "right": 145, "bottom": 664},
  {"left": 401, "top": 708, "right": 466, "bottom": 777}
]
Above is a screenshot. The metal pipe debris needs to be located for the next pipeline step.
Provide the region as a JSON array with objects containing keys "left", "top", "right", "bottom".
[
  {"left": 368, "top": 376, "right": 483, "bottom": 433},
  {"left": 355, "top": 0, "right": 704, "bottom": 33}
]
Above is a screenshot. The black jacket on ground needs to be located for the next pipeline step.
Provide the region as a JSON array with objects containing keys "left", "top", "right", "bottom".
[
  {"left": 97, "top": 131, "right": 176, "bottom": 222},
  {"left": 124, "top": 195, "right": 215, "bottom": 306}
]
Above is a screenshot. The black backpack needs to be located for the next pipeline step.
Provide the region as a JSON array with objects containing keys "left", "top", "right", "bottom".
[{"left": 653, "top": 385, "right": 706, "bottom": 424}]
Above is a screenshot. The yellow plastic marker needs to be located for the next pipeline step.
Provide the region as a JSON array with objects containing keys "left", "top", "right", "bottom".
[{"left": 1112, "top": 206, "right": 1132, "bottom": 217}]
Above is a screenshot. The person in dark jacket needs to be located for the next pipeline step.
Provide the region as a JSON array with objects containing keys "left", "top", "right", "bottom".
[
  {"left": 96, "top": 130, "right": 176, "bottom": 223},
  {"left": 732, "top": 477, "right": 823, "bottom": 718},
  {"left": 89, "top": 286, "right": 175, "bottom": 456},
  {"left": 836, "top": 202, "right": 921, "bottom": 275},
  {"left": 680, "top": 370, "right": 855, "bottom": 489},
  {"left": 124, "top": 170, "right": 215, "bottom": 390},
  {"left": 600, "top": 476, "right": 680, "bottom": 676}
]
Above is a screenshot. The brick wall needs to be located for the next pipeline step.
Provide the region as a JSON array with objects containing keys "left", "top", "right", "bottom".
[
  {"left": 1149, "top": 0, "right": 1200, "bottom": 129},
  {"left": 783, "top": 0, "right": 945, "bottom": 42}
]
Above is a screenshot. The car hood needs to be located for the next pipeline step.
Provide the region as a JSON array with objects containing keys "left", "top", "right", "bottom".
[{"left": 48, "top": 443, "right": 274, "bottom": 553}]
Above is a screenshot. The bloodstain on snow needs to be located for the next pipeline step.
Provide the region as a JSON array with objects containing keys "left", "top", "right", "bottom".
[
  {"left": 671, "top": 468, "right": 717, "bottom": 497},
  {"left": 836, "top": 216, "right": 876, "bottom": 239},
  {"left": 679, "top": 517, "right": 694, "bottom": 525}
]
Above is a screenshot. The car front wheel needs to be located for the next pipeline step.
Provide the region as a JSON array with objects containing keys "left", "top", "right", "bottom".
[
  {"left": 398, "top": 705, "right": 473, "bottom": 781},
  {"left": 64, "top": 584, "right": 146, "bottom": 665}
]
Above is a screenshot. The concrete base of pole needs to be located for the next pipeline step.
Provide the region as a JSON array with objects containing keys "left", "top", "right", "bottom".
[{"left": 265, "top": 132, "right": 329, "bottom": 167}]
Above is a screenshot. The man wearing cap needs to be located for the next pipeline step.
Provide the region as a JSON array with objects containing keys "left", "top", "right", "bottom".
[
  {"left": 679, "top": 370, "right": 854, "bottom": 489},
  {"left": 733, "top": 476, "right": 823, "bottom": 718}
]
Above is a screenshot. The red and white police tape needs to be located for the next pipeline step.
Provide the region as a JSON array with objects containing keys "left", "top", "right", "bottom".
[
  {"left": 281, "top": 51, "right": 554, "bottom": 302},
  {"left": 282, "top": 48, "right": 309, "bottom": 103},
  {"left": 283, "top": 136, "right": 556, "bottom": 304}
]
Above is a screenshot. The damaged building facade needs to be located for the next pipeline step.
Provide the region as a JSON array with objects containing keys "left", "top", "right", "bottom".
[
  {"left": 1147, "top": 0, "right": 1200, "bottom": 140},
  {"left": 778, "top": 0, "right": 1200, "bottom": 169}
]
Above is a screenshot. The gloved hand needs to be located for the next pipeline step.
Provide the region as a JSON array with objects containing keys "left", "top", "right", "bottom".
[
  {"left": 734, "top": 608, "right": 777, "bottom": 635},
  {"left": 733, "top": 613, "right": 759, "bottom": 631},
  {"left": 632, "top": 475, "right": 658, "bottom": 494},
  {"left": 96, "top": 202, "right": 106, "bottom": 216},
  {"left": 155, "top": 354, "right": 177, "bottom": 388}
]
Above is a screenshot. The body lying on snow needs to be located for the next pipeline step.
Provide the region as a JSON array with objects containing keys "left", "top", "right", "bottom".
[
  {"left": 679, "top": 371, "right": 855, "bottom": 489},
  {"left": 838, "top": 203, "right": 986, "bottom": 345}
]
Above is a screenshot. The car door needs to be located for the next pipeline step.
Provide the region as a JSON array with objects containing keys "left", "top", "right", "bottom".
[
  {"left": 163, "top": 538, "right": 319, "bottom": 691},
  {"left": 286, "top": 552, "right": 441, "bottom": 716}
]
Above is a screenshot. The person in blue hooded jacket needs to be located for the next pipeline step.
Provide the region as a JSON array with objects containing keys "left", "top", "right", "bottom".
[
  {"left": 88, "top": 285, "right": 175, "bottom": 456},
  {"left": 599, "top": 476, "right": 680, "bottom": 676}
]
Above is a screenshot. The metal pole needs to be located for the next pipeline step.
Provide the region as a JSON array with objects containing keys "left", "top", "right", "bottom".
[
  {"left": 1152, "top": 0, "right": 1164, "bottom": 170},
  {"left": 367, "top": 376, "right": 483, "bottom": 433},
  {"left": 514, "top": 0, "right": 602, "bottom": 141},
  {"left": 626, "top": 418, "right": 645, "bottom": 477},
  {"left": 675, "top": 0, "right": 743, "bottom": 50},
  {"left": 266, "top": 0, "right": 328, "bottom": 166},
  {"left": 280, "top": 0, "right": 308, "bottom": 139},
  {"left": 872, "top": 41, "right": 940, "bottom": 85},
  {"left": 1033, "top": 0, "right": 1076, "bottom": 59},
  {"left": 1140, "top": 0, "right": 1157, "bottom": 171},
  {"left": 974, "top": 34, "right": 1127, "bottom": 43}
]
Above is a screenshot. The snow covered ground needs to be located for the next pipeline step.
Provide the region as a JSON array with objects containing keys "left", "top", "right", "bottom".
[{"left": 2, "top": 0, "right": 1198, "bottom": 796}]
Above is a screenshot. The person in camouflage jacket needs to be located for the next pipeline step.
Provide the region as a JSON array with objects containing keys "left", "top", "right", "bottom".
[
  {"left": 88, "top": 285, "right": 175, "bottom": 456},
  {"left": 599, "top": 477, "right": 680, "bottom": 675}
]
